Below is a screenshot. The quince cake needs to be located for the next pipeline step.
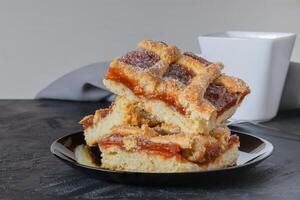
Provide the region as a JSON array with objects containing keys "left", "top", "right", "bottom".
[
  {"left": 78, "top": 40, "right": 250, "bottom": 172},
  {"left": 103, "top": 40, "right": 249, "bottom": 134}
]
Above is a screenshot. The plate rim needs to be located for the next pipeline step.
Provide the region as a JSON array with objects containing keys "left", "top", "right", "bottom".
[{"left": 50, "top": 129, "right": 274, "bottom": 175}]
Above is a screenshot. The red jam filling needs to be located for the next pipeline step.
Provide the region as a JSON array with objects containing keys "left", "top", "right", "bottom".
[
  {"left": 204, "top": 84, "right": 238, "bottom": 115},
  {"left": 163, "top": 63, "right": 195, "bottom": 85},
  {"left": 99, "top": 134, "right": 181, "bottom": 159},
  {"left": 119, "top": 48, "right": 160, "bottom": 69}
]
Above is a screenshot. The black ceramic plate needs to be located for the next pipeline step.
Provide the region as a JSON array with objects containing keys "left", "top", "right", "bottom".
[{"left": 51, "top": 130, "right": 273, "bottom": 185}]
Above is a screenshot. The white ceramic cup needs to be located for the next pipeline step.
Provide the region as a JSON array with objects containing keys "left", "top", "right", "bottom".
[{"left": 198, "top": 31, "right": 296, "bottom": 121}]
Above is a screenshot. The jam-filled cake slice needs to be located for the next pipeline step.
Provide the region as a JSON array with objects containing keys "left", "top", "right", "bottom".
[
  {"left": 103, "top": 40, "right": 250, "bottom": 134},
  {"left": 97, "top": 125, "right": 239, "bottom": 172}
]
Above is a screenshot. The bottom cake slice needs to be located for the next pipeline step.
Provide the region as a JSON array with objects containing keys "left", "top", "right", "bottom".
[
  {"left": 99, "top": 142, "right": 238, "bottom": 172},
  {"left": 97, "top": 125, "right": 239, "bottom": 172}
]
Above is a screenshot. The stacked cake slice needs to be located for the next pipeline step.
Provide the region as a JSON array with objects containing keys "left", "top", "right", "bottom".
[{"left": 78, "top": 40, "right": 250, "bottom": 172}]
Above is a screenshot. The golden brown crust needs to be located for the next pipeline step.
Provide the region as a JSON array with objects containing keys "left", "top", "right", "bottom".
[
  {"left": 79, "top": 115, "right": 94, "bottom": 129},
  {"left": 138, "top": 40, "right": 181, "bottom": 64},
  {"left": 79, "top": 108, "right": 111, "bottom": 129},
  {"left": 214, "top": 75, "right": 250, "bottom": 95}
]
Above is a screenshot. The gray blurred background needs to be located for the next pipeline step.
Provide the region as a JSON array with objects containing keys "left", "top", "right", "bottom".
[{"left": 0, "top": 0, "right": 299, "bottom": 98}]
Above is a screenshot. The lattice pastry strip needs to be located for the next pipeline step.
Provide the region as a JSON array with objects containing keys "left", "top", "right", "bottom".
[{"left": 175, "top": 53, "right": 224, "bottom": 108}]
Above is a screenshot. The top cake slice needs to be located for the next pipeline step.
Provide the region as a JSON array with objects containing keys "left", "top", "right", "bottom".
[{"left": 103, "top": 40, "right": 250, "bottom": 134}]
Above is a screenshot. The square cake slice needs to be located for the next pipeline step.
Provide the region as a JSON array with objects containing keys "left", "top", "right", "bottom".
[{"left": 103, "top": 40, "right": 250, "bottom": 134}]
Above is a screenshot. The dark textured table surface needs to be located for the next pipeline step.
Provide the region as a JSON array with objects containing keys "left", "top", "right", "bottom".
[{"left": 1, "top": 100, "right": 300, "bottom": 200}]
